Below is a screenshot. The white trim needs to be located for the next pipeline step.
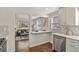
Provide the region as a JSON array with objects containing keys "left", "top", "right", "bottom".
[
  {"left": 29, "top": 41, "right": 49, "bottom": 48},
  {"left": 75, "top": 8, "right": 79, "bottom": 25},
  {"left": 49, "top": 41, "right": 53, "bottom": 44}
]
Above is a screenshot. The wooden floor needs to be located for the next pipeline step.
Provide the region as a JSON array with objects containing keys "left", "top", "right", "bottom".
[
  {"left": 16, "top": 39, "right": 53, "bottom": 52},
  {"left": 15, "top": 39, "right": 29, "bottom": 52},
  {"left": 30, "top": 42, "right": 53, "bottom": 52}
]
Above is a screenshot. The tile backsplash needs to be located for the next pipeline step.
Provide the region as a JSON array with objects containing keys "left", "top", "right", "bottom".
[
  {"left": 60, "top": 25, "right": 79, "bottom": 36},
  {"left": 52, "top": 24, "right": 79, "bottom": 36}
]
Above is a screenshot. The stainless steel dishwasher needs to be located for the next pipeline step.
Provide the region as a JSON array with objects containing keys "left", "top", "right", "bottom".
[
  {"left": 53, "top": 35, "right": 66, "bottom": 52},
  {"left": 0, "top": 38, "right": 7, "bottom": 52}
]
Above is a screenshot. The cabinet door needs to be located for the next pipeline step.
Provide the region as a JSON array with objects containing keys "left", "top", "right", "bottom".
[
  {"left": 65, "top": 7, "right": 75, "bottom": 25},
  {"left": 66, "top": 44, "right": 79, "bottom": 52},
  {"left": 66, "top": 38, "right": 79, "bottom": 52},
  {"left": 59, "top": 8, "right": 66, "bottom": 25}
]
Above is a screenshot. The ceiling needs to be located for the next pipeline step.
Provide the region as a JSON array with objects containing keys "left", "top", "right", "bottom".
[
  {"left": 24, "top": 7, "right": 59, "bottom": 16},
  {"left": 11, "top": 7, "right": 59, "bottom": 18},
  {"left": 0, "top": 7, "right": 59, "bottom": 19}
]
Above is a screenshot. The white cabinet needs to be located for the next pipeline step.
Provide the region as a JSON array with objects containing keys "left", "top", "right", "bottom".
[
  {"left": 59, "top": 7, "right": 77, "bottom": 25},
  {"left": 66, "top": 38, "right": 79, "bottom": 52},
  {"left": 65, "top": 8, "right": 75, "bottom": 25},
  {"left": 59, "top": 7, "right": 66, "bottom": 25},
  {"left": 29, "top": 33, "right": 50, "bottom": 47}
]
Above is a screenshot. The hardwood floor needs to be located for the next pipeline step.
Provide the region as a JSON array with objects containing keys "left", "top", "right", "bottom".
[
  {"left": 30, "top": 42, "right": 53, "bottom": 52},
  {"left": 15, "top": 39, "right": 29, "bottom": 52},
  {"left": 16, "top": 39, "right": 53, "bottom": 52}
]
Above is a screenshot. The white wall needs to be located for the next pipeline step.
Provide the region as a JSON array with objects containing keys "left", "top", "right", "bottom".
[
  {"left": 0, "top": 8, "right": 15, "bottom": 52},
  {"left": 0, "top": 8, "right": 28, "bottom": 52}
]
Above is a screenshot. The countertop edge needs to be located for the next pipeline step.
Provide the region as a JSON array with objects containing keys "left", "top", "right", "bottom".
[{"left": 53, "top": 33, "right": 79, "bottom": 40}]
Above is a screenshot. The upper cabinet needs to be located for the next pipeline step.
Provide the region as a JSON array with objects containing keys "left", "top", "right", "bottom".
[
  {"left": 58, "top": 7, "right": 66, "bottom": 25},
  {"left": 65, "top": 7, "right": 75, "bottom": 25},
  {"left": 58, "top": 7, "right": 79, "bottom": 25}
]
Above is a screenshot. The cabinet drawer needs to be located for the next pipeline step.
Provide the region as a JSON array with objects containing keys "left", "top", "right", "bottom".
[
  {"left": 66, "top": 39, "right": 79, "bottom": 46},
  {"left": 66, "top": 38, "right": 79, "bottom": 52},
  {"left": 66, "top": 44, "right": 79, "bottom": 52},
  {"left": 67, "top": 43, "right": 79, "bottom": 48}
]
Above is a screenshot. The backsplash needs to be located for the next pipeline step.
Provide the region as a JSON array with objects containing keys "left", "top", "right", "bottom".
[
  {"left": 52, "top": 24, "right": 79, "bottom": 36},
  {"left": 60, "top": 25, "right": 79, "bottom": 36}
]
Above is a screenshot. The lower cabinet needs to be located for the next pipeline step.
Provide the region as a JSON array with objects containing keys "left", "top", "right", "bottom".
[
  {"left": 53, "top": 34, "right": 79, "bottom": 52},
  {"left": 66, "top": 38, "right": 79, "bottom": 52}
]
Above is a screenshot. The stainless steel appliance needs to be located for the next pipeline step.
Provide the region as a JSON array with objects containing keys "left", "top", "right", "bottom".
[{"left": 53, "top": 35, "right": 66, "bottom": 52}]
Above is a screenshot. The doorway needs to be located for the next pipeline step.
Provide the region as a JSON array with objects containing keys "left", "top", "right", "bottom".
[{"left": 15, "top": 13, "right": 30, "bottom": 52}]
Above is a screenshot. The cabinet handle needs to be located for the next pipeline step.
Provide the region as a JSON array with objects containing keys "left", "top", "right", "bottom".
[
  {"left": 70, "top": 41, "right": 76, "bottom": 43},
  {"left": 70, "top": 45, "right": 75, "bottom": 47}
]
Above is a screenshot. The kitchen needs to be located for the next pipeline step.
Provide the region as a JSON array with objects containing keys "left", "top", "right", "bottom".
[
  {"left": 0, "top": 7, "right": 79, "bottom": 52},
  {"left": 15, "top": 7, "right": 79, "bottom": 52}
]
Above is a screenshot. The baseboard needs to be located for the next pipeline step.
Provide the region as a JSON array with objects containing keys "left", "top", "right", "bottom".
[
  {"left": 49, "top": 41, "right": 53, "bottom": 44},
  {"left": 29, "top": 41, "right": 49, "bottom": 48}
]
